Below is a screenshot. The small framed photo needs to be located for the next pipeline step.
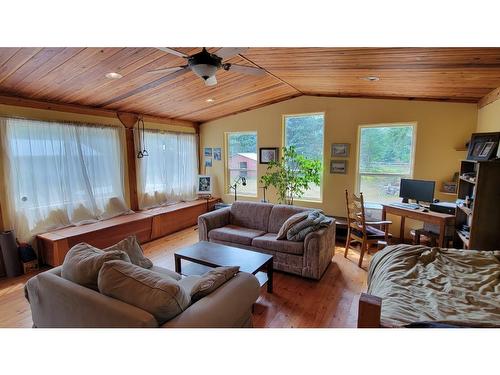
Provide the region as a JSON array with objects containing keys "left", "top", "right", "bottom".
[
  {"left": 259, "top": 147, "right": 279, "bottom": 164},
  {"left": 213, "top": 148, "right": 222, "bottom": 161},
  {"left": 331, "top": 143, "right": 350, "bottom": 157},
  {"left": 442, "top": 181, "right": 457, "bottom": 194},
  {"left": 197, "top": 175, "right": 212, "bottom": 194},
  {"left": 205, "top": 158, "right": 212, "bottom": 168},
  {"left": 467, "top": 132, "right": 500, "bottom": 161},
  {"left": 330, "top": 159, "right": 347, "bottom": 174},
  {"left": 204, "top": 148, "right": 213, "bottom": 157}
]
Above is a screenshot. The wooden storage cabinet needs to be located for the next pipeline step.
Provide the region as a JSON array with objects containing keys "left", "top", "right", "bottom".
[
  {"left": 455, "top": 160, "right": 500, "bottom": 250},
  {"left": 37, "top": 198, "right": 220, "bottom": 266}
]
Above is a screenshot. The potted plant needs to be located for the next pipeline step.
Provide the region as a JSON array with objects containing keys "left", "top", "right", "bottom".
[{"left": 259, "top": 146, "right": 322, "bottom": 205}]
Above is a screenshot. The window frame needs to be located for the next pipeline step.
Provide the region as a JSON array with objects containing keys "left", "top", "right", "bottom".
[
  {"left": 355, "top": 122, "right": 417, "bottom": 203},
  {"left": 224, "top": 131, "right": 258, "bottom": 197},
  {"left": 282, "top": 112, "right": 326, "bottom": 203}
]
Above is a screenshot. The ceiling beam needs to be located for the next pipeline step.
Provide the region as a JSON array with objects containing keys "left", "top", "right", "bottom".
[
  {"left": 0, "top": 94, "right": 196, "bottom": 129},
  {"left": 478, "top": 86, "right": 500, "bottom": 109}
]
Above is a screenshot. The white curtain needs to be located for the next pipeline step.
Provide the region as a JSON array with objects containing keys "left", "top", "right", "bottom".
[
  {"left": 0, "top": 117, "right": 130, "bottom": 242},
  {"left": 137, "top": 130, "right": 198, "bottom": 209}
]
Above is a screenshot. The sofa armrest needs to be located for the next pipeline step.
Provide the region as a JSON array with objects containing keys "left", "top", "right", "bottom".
[
  {"left": 302, "top": 221, "right": 336, "bottom": 279},
  {"left": 26, "top": 271, "right": 158, "bottom": 328},
  {"left": 198, "top": 207, "right": 231, "bottom": 241},
  {"left": 162, "top": 272, "right": 260, "bottom": 328}
]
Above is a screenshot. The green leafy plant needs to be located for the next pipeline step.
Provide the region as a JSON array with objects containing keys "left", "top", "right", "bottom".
[{"left": 260, "top": 146, "right": 322, "bottom": 205}]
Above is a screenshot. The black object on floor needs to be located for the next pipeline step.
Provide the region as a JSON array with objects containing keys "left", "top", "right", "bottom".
[{"left": 0, "top": 231, "right": 22, "bottom": 277}]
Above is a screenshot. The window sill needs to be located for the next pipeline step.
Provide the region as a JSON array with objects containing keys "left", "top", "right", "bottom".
[{"left": 294, "top": 198, "right": 323, "bottom": 204}]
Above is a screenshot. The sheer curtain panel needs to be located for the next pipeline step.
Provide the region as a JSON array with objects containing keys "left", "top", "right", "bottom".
[
  {"left": 137, "top": 130, "right": 198, "bottom": 209},
  {"left": 0, "top": 117, "right": 129, "bottom": 242}
]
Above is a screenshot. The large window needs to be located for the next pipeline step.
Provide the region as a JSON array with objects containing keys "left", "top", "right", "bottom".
[
  {"left": 0, "top": 117, "right": 128, "bottom": 241},
  {"left": 357, "top": 123, "right": 416, "bottom": 203},
  {"left": 226, "top": 132, "right": 258, "bottom": 196},
  {"left": 283, "top": 113, "right": 324, "bottom": 201},
  {"left": 137, "top": 130, "right": 198, "bottom": 209}
]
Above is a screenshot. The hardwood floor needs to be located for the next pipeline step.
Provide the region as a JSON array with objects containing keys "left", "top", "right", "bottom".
[{"left": 0, "top": 226, "right": 370, "bottom": 328}]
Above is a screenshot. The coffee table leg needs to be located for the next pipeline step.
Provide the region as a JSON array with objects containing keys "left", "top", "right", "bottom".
[
  {"left": 175, "top": 254, "right": 181, "bottom": 274},
  {"left": 266, "top": 259, "right": 273, "bottom": 293}
]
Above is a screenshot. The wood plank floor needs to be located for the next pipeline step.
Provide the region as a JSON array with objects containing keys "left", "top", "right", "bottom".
[{"left": 0, "top": 226, "right": 370, "bottom": 328}]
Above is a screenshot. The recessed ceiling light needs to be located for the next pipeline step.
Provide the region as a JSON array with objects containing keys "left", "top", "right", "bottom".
[
  {"left": 361, "top": 76, "right": 380, "bottom": 82},
  {"left": 105, "top": 72, "right": 122, "bottom": 79},
  {"left": 206, "top": 98, "right": 215, "bottom": 103}
]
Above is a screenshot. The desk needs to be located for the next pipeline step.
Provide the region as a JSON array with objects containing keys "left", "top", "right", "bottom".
[{"left": 381, "top": 204, "right": 455, "bottom": 248}]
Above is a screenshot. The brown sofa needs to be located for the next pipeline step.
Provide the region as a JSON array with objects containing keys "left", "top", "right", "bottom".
[
  {"left": 25, "top": 265, "right": 260, "bottom": 328},
  {"left": 198, "top": 201, "right": 336, "bottom": 280}
]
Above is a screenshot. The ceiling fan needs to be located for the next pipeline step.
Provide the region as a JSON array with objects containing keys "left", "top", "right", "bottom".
[{"left": 148, "top": 47, "right": 266, "bottom": 86}]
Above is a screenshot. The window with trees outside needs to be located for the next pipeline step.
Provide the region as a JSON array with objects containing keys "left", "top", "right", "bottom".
[
  {"left": 226, "top": 132, "right": 258, "bottom": 196},
  {"left": 283, "top": 113, "right": 324, "bottom": 201},
  {"left": 357, "top": 124, "right": 416, "bottom": 203}
]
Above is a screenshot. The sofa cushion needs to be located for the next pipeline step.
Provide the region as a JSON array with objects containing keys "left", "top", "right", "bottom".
[
  {"left": 179, "top": 266, "right": 240, "bottom": 302},
  {"left": 276, "top": 211, "right": 310, "bottom": 240},
  {"left": 150, "top": 265, "right": 182, "bottom": 281},
  {"left": 98, "top": 260, "right": 190, "bottom": 324},
  {"left": 229, "top": 201, "right": 273, "bottom": 231},
  {"left": 209, "top": 225, "right": 266, "bottom": 246},
  {"left": 61, "top": 242, "right": 131, "bottom": 290},
  {"left": 104, "top": 235, "right": 153, "bottom": 269},
  {"left": 252, "top": 233, "right": 304, "bottom": 255},
  {"left": 268, "top": 204, "right": 310, "bottom": 234}
]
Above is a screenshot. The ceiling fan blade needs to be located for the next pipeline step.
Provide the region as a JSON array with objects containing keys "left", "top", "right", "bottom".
[
  {"left": 217, "top": 47, "right": 248, "bottom": 59},
  {"left": 156, "top": 47, "right": 189, "bottom": 58},
  {"left": 205, "top": 76, "right": 217, "bottom": 86},
  {"left": 148, "top": 65, "right": 188, "bottom": 74},
  {"left": 226, "top": 64, "right": 266, "bottom": 76}
]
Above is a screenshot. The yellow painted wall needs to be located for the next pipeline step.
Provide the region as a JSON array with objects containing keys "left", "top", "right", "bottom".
[
  {"left": 477, "top": 100, "right": 500, "bottom": 132},
  {"left": 0, "top": 104, "right": 195, "bottom": 230},
  {"left": 200, "top": 96, "right": 477, "bottom": 238}
]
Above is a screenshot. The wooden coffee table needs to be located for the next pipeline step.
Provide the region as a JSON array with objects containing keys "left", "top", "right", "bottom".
[{"left": 174, "top": 241, "right": 274, "bottom": 293}]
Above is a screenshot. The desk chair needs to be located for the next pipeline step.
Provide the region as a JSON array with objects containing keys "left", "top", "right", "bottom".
[{"left": 344, "top": 190, "right": 392, "bottom": 267}]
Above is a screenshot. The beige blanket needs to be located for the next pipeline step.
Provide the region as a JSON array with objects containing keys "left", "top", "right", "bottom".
[{"left": 368, "top": 245, "right": 500, "bottom": 327}]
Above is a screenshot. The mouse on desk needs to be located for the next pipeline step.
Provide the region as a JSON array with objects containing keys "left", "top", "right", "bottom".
[{"left": 422, "top": 208, "right": 429, "bottom": 212}]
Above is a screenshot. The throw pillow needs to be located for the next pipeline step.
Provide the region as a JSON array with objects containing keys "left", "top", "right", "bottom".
[
  {"left": 104, "top": 235, "right": 153, "bottom": 269},
  {"left": 276, "top": 211, "right": 310, "bottom": 240},
  {"left": 61, "top": 242, "right": 130, "bottom": 290},
  {"left": 98, "top": 260, "right": 190, "bottom": 324},
  {"left": 188, "top": 266, "right": 240, "bottom": 302}
]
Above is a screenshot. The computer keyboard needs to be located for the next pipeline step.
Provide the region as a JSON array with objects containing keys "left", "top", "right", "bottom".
[{"left": 390, "top": 202, "right": 421, "bottom": 210}]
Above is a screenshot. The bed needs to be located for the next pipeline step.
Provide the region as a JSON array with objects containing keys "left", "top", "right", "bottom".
[{"left": 358, "top": 244, "right": 500, "bottom": 328}]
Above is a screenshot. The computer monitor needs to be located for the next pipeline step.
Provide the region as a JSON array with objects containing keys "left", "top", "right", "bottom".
[{"left": 399, "top": 179, "right": 435, "bottom": 204}]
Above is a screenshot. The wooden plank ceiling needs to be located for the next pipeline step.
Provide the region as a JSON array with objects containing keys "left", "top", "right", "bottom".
[{"left": 1, "top": 47, "right": 500, "bottom": 122}]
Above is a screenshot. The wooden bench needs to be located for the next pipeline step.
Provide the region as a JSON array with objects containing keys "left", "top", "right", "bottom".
[{"left": 37, "top": 198, "right": 220, "bottom": 266}]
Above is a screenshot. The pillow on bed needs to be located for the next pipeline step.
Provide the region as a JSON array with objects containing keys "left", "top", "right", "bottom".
[{"left": 276, "top": 211, "right": 310, "bottom": 240}]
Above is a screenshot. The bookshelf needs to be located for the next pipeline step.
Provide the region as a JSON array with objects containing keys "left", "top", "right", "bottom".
[{"left": 455, "top": 159, "right": 500, "bottom": 250}]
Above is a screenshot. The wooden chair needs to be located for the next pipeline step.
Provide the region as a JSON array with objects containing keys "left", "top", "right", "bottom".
[{"left": 344, "top": 190, "right": 392, "bottom": 267}]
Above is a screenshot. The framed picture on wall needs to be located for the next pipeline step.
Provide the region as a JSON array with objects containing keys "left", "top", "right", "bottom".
[
  {"left": 330, "top": 159, "right": 347, "bottom": 174},
  {"left": 197, "top": 175, "right": 212, "bottom": 194},
  {"left": 204, "top": 148, "right": 213, "bottom": 157},
  {"left": 331, "top": 143, "right": 350, "bottom": 157},
  {"left": 259, "top": 147, "right": 279, "bottom": 164},
  {"left": 205, "top": 158, "right": 212, "bottom": 168},
  {"left": 213, "top": 148, "right": 222, "bottom": 160}
]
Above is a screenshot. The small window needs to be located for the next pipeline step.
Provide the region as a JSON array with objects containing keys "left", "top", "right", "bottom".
[
  {"left": 357, "top": 124, "right": 416, "bottom": 203},
  {"left": 283, "top": 113, "right": 324, "bottom": 201},
  {"left": 226, "top": 132, "right": 258, "bottom": 196}
]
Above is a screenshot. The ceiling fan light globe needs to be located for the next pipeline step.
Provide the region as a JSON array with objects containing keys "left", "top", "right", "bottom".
[{"left": 191, "top": 64, "right": 218, "bottom": 79}]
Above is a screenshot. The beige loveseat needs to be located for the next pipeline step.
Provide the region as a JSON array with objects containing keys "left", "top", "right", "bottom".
[
  {"left": 25, "top": 265, "right": 260, "bottom": 328},
  {"left": 198, "top": 202, "right": 336, "bottom": 280}
]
